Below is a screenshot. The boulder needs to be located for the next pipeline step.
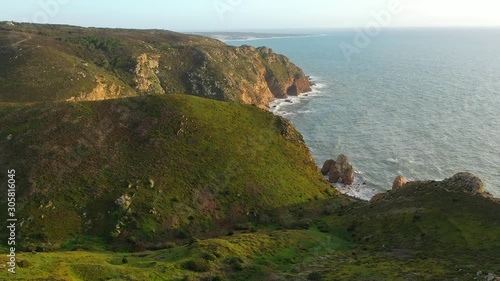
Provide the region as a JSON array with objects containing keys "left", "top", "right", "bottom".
[
  {"left": 331, "top": 155, "right": 355, "bottom": 185},
  {"left": 321, "top": 160, "right": 335, "bottom": 175},
  {"left": 392, "top": 175, "right": 407, "bottom": 190},
  {"left": 115, "top": 195, "right": 132, "bottom": 210},
  {"left": 323, "top": 155, "right": 354, "bottom": 185}
]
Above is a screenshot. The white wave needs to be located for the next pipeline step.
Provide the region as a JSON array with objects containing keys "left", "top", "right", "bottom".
[
  {"left": 332, "top": 173, "right": 383, "bottom": 201},
  {"left": 269, "top": 77, "right": 324, "bottom": 116},
  {"left": 386, "top": 158, "right": 400, "bottom": 164},
  {"left": 312, "top": 83, "right": 327, "bottom": 89}
]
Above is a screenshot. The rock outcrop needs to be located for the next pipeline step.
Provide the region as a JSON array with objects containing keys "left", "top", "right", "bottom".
[
  {"left": 115, "top": 195, "right": 132, "bottom": 210},
  {"left": 134, "top": 53, "right": 165, "bottom": 95},
  {"left": 67, "top": 76, "right": 126, "bottom": 102},
  {"left": 321, "top": 160, "right": 336, "bottom": 175},
  {"left": 371, "top": 172, "right": 490, "bottom": 203},
  {"left": 322, "top": 155, "right": 355, "bottom": 185},
  {"left": 444, "top": 172, "right": 485, "bottom": 194},
  {"left": 392, "top": 175, "right": 407, "bottom": 190}
]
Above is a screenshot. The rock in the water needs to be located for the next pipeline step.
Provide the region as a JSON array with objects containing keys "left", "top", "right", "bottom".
[
  {"left": 331, "top": 155, "right": 355, "bottom": 185},
  {"left": 392, "top": 175, "right": 407, "bottom": 190},
  {"left": 323, "top": 155, "right": 355, "bottom": 185},
  {"left": 321, "top": 160, "right": 335, "bottom": 175}
]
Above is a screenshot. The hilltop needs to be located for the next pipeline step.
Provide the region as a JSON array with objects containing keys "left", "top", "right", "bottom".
[{"left": 0, "top": 22, "right": 311, "bottom": 107}]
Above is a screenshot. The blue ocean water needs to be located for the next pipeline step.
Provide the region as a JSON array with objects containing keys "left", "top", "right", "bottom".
[{"left": 227, "top": 29, "right": 500, "bottom": 199}]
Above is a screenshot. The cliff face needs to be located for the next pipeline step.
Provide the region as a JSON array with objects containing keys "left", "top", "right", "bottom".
[{"left": 0, "top": 23, "right": 311, "bottom": 107}]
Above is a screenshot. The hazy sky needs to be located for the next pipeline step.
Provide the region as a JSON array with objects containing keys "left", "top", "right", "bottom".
[{"left": 2, "top": 0, "right": 500, "bottom": 31}]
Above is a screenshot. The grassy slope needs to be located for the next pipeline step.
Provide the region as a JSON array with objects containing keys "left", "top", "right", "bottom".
[
  {"left": 0, "top": 95, "right": 333, "bottom": 250},
  {"left": 1, "top": 182, "right": 499, "bottom": 280}
]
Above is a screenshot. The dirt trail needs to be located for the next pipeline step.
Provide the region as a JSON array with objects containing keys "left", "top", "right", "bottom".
[
  {"left": 11, "top": 37, "right": 31, "bottom": 46},
  {"left": 0, "top": 36, "right": 31, "bottom": 48}
]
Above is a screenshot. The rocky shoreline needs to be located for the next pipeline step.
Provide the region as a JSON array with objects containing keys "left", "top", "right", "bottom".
[{"left": 321, "top": 154, "right": 500, "bottom": 202}]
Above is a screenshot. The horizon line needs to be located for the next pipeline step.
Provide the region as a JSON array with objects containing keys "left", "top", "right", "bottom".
[{"left": 3, "top": 20, "right": 500, "bottom": 33}]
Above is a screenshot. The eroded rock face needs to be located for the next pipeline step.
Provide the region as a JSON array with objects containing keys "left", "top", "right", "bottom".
[
  {"left": 322, "top": 155, "right": 355, "bottom": 185},
  {"left": 392, "top": 176, "right": 408, "bottom": 190},
  {"left": 134, "top": 53, "right": 165, "bottom": 95},
  {"left": 67, "top": 76, "right": 124, "bottom": 102}
]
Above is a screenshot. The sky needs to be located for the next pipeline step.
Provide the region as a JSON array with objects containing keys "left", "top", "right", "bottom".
[{"left": 2, "top": 0, "right": 500, "bottom": 31}]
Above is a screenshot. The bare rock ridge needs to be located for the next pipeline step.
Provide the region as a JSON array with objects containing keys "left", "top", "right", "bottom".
[
  {"left": 371, "top": 172, "right": 496, "bottom": 203},
  {"left": 0, "top": 23, "right": 312, "bottom": 107},
  {"left": 321, "top": 154, "right": 355, "bottom": 185}
]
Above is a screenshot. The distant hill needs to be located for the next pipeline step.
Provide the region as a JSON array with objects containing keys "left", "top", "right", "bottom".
[{"left": 0, "top": 23, "right": 311, "bottom": 107}]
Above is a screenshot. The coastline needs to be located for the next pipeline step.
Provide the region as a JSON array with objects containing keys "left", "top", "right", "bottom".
[
  {"left": 268, "top": 80, "right": 381, "bottom": 201},
  {"left": 223, "top": 34, "right": 326, "bottom": 42}
]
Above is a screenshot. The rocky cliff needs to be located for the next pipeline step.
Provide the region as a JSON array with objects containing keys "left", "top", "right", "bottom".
[{"left": 0, "top": 23, "right": 312, "bottom": 107}]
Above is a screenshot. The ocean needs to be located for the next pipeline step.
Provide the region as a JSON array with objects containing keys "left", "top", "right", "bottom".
[{"left": 227, "top": 28, "right": 500, "bottom": 199}]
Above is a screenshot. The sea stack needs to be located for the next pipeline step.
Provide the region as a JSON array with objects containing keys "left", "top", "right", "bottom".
[{"left": 322, "top": 154, "right": 355, "bottom": 185}]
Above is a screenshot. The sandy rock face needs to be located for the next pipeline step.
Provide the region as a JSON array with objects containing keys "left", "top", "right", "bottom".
[
  {"left": 392, "top": 175, "right": 408, "bottom": 190},
  {"left": 134, "top": 53, "right": 165, "bottom": 95},
  {"left": 67, "top": 76, "right": 123, "bottom": 102}
]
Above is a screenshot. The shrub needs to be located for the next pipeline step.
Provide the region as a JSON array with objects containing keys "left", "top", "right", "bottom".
[
  {"left": 235, "top": 222, "right": 253, "bottom": 231},
  {"left": 226, "top": 257, "right": 244, "bottom": 271},
  {"left": 182, "top": 258, "right": 211, "bottom": 272},
  {"left": 201, "top": 275, "right": 226, "bottom": 281},
  {"left": 308, "top": 272, "right": 323, "bottom": 280},
  {"left": 293, "top": 219, "right": 314, "bottom": 230},
  {"left": 202, "top": 252, "right": 218, "bottom": 261},
  {"left": 164, "top": 242, "right": 177, "bottom": 249},
  {"left": 175, "top": 229, "right": 191, "bottom": 239}
]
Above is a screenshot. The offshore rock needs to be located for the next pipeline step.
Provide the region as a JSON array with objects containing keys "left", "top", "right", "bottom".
[
  {"left": 323, "top": 155, "right": 355, "bottom": 185},
  {"left": 321, "top": 160, "right": 335, "bottom": 175}
]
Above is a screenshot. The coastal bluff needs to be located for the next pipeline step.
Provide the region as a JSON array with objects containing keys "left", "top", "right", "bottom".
[{"left": 0, "top": 23, "right": 311, "bottom": 108}]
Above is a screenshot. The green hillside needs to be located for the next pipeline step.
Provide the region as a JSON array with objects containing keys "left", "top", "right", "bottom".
[
  {"left": 1, "top": 172, "right": 499, "bottom": 280},
  {"left": 0, "top": 94, "right": 333, "bottom": 250}
]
